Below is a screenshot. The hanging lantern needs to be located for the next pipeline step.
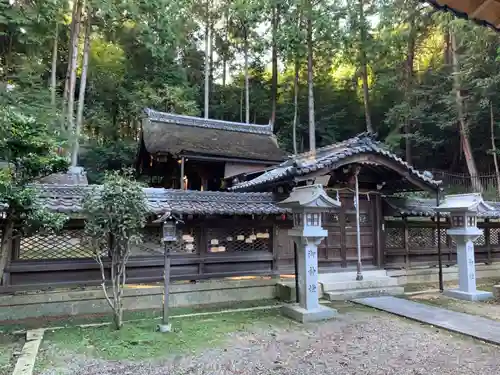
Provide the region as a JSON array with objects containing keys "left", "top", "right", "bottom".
[{"left": 162, "top": 221, "right": 177, "bottom": 243}]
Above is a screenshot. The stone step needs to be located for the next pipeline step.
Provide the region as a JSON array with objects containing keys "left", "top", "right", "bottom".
[
  {"left": 318, "top": 270, "right": 388, "bottom": 283},
  {"left": 324, "top": 286, "right": 405, "bottom": 301},
  {"left": 320, "top": 277, "right": 400, "bottom": 293}
]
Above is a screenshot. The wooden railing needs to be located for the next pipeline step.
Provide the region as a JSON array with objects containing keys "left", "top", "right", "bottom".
[
  {"left": 1, "top": 217, "right": 279, "bottom": 292},
  {"left": 431, "top": 169, "right": 500, "bottom": 201}
]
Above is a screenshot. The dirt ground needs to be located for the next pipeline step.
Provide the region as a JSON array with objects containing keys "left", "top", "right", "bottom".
[{"left": 37, "top": 308, "right": 500, "bottom": 375}]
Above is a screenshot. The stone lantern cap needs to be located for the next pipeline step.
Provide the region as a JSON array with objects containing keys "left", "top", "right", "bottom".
[
  {"left": 277, "top": 184, "right": 341, "bottom": 211},
  {"left": 434, "top": 193, "right": 495, "bottom": 214}
]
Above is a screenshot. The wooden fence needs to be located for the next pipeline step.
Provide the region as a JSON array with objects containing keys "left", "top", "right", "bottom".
[
  {"left": 2, "top": 217, "right": 280, "bottom": 292},
  {"left": 4, "top": 207, "right": 500, "bottom": 293},
  {"left": 431, "top": 170, "right": 500, "bottom": 200},
  {"left": 384, "top": 217, "right": 500, "bottom": 268}
]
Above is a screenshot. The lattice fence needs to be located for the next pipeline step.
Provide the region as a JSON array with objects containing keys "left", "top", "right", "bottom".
[
  {"left": 205, "top": 227, "right": 272, "bottom": 253},
  {"left": 490, "top": 228, "right": 500, "bottom": 245},
  {"left": 385, "top": 227, "right": 404, "bottom": 248},
  {"left": 131, "top": 226, "right": 199, "bottom": 255},
  {"left": 408, "top": 227, "right": 436, "bottom": 249},
  {"left": 19, "top": 229, "right": 93, "bottom": 260}
]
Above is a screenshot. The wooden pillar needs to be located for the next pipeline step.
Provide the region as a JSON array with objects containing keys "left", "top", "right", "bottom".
[
  {"left": 194, "top": 225, "right": 204, "bottom": 276},
  {"left": 485, "top": 218, "right": 491, "bottom": 264},
  {"left": 339, "top": 203, "right": 347, "bottom": 268},
  {"left": 374, "top": 194, "right": 383, "bottom": 268},
  {"left": 179, "top": 157, "right": 185, "bottom": 190},
  {"left": 272, "top": 224, "right": 279, "bottom": 273},
  {"left": 446, "top": 217, "right": 452, "bottom": 263},
  {"left": 403, "top": 216, "right": 410, "bottom": 269}
]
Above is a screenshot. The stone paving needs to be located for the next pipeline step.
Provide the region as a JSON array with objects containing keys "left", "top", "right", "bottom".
[{"left": 353, "top": 296, "right": 500, "bottom": 345}]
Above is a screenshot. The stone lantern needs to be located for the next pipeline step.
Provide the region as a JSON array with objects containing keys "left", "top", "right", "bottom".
[
  {"left": 278, "top": 184, "right": 341, "bottom": 322},
  {"left": 435, "top": 193, "right": 493, "bottom": 301}
]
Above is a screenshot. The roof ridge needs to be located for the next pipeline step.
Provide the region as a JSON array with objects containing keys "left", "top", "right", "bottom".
[{"left": 144, "top": 108, "right": 274, "bottom": 136}]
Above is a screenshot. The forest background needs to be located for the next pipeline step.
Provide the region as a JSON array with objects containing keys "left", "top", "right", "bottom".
[{"left": 1, "top": 0, "right": 499, "bottom": 190}]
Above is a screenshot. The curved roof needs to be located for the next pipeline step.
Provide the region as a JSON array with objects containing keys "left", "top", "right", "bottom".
[
  {"left": 425, "top": 0, "right": 500, "bottom": 32},
  {"left": 141, "top": 108, "right": 287, "bottom": 162},
  {"left": 230, "top": 133, "right": 441, "bottom": 192},
  {"left": 384, "top": 196, "right": 500, "bottom": 217}
]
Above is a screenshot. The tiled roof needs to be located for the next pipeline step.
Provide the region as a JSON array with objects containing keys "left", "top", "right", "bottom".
[
  {"left": 37, "top": 167, "right": 89, "bottom": 185},
  {"left": 384, "top": 196, "right": 500, "bottom": 218},
  {"left": 142, "top": 108, "right": 287, "bottom": 162},
  {"left": 230, "top": 132, "right": 441, "bottom": 192},
  {"left": 26, "top": 185, "right": 286, "bottom": 216}
]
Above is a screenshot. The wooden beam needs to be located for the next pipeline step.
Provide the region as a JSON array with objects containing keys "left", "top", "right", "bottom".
[
  {"left": 470, "top": 0, "right": 494, "bottom": 18},
  {"left": 179, "top": 152, "right": 281, "bottom": 165}
]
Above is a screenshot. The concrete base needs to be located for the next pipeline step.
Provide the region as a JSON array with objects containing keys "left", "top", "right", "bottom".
[
  {"left": 0, "top": 278, "right": 277, "bottom": 322},
  {"left": 281, "top": 303, "right": 337, "bottom": 323},
  {"left": 443, "top": 289, "right": 493, "bottom": 301},
  {"left": 157, "top": 323, "right": 172, "bottom": 333}
]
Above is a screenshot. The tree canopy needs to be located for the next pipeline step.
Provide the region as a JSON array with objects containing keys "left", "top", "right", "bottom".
[{"left": 1, "top": 0, "right": 500, "bottom": 182}]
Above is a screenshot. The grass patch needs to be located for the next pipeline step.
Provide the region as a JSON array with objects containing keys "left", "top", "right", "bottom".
[
  {"left": 0, "top": 333, "right": 24, "bottom": 375},
  {"left": 38, "top": 308, "right": 289, "bottom": 365},
  {"left": 1, "top": 299, "right": 281, "bottom": 334}
]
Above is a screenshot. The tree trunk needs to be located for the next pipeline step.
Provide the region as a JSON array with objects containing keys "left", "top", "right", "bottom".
[
  {"left": 306, "top": 4, "right": 315, "bottom": 152},
  {"left": 221, "top": 9, "right": 229, "bottom": 120},
  {"left": 66, "top": 0, "right": 83, "bottom": 135},
  {"left": 270, "top": 3, "right": 279, "bottom": 127},
  {"left": 209, "top": 21, "right": 214, "bottom": 116},
  {"left": 240, "top": 86, "right": 243, "bottom": 122},
  {"left": 50, "top": 22, "right": 59, "bottom": 108},
  {"left": 292, "top": 57, "right": 299, "bottom": 155},
  {"left": 451, "top": 31, "right": 482, "bottom": 192},
  {"left": 358, "top": 0, "right": 373, "bottom": 133},
  {"left": 71, "top": 11, "right": 91, "bottom": 168},
  {"left": 0, "top": 219, "right": 14, "bottom": 286},
  {"left": 404, "top": 14, "right": 416, "bottom": 163},
  {"left": 244, "top": 29, "right": 250, "bottom": 124},
  {"left": 443, "top": 29, "right": 452, "bottom": 65},
  {"left": 203, "top": 4, "right": 210, "bottom": 119},
  {"left": 62, "top": 1, "right": 80, "bottom": 130},
  {"left": 490, "top": 102, "right": 500, "bottom": 198}
]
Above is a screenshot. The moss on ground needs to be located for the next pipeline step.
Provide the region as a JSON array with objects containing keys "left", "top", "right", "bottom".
[
  {"left": 0, "top": 299, "right": 281, "bottom": 334},
  {"left": 35, "top": 307, "right": 293, "bottom": 372},
  {"left": 0, "top": 333, "right": 24, "bottom": 375}
]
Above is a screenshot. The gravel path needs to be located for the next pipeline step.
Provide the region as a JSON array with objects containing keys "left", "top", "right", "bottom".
[{"left": 38, "top": 310, "right": 500, "bottom": 375}]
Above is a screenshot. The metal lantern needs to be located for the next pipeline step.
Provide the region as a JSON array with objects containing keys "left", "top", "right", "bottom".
[
  {"left": 158, "top": 219, "right": 178, "bottom": 333},
  {"left": 162, "top": 220, "right": 177, "bottom": 243}
]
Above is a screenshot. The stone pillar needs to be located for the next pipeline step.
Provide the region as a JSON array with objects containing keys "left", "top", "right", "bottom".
[
  {"left": 444, "top": 238, "right": 492, "bottom": 301},
  {"left": 282, "top": 237, "right": 337, "bottom": 323},
  {"left": 296, "top": 239, "right": 320, "bottom": 311},
  {"left": 457, "top": 240, "right": 476, "bottom": 294}
]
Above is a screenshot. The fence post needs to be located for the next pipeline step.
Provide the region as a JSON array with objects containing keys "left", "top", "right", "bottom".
[
  {"left": 485, "top": 218, "right": 491, "bottom": 264},
  {"left": 403, "top": 216, "right": 409, "bottom": 269},
  {"left": 272, "top": 224, "right": 279, "bottom": 273}
]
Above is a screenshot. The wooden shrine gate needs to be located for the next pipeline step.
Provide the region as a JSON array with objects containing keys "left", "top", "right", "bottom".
[{"left": 276, "top": 192, "right": 378, "bottom": 272}]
